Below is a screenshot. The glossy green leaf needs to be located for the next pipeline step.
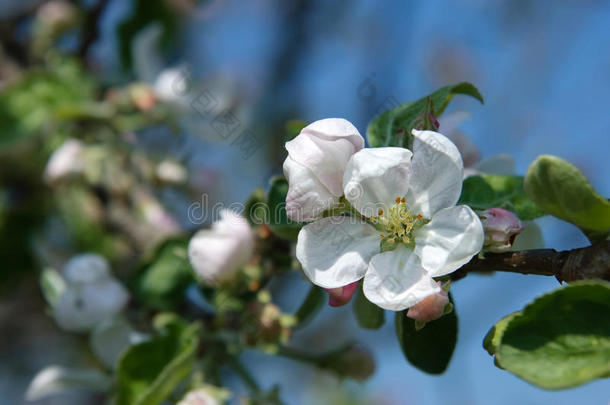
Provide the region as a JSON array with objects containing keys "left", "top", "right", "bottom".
[
  {"left": 294, "top": 285, "right": 325, "bottom": 328},
  {"left": 459, "top": 174, "right": 546, "bottom": 221},
  {"left": 395, "top": 295, "right": 458, "bottom": 374},
  {"left": 244, "top": 187, "right": 268, "bottom": 226},
  {"left": 488, "top": 281, "right": 610, "bottom": 390},
  {"left": 267, "top": 176, "right": 303, "bottom": 240},
  {"left": 353, "top": 285, "right": 385, "bottom": 330},
  {"left": 524, "top": 155, "right": 610, "bottom": 233},
  {"left": 483, "top": 311, "right": 520, "bottom": 356},
  {"left": 116, "top": 321, "right": 201, "bottom": 405},
  {"left": 133, "top": 238, "right": 194, "bottom": 310},
  {"left": 367, "top": 82, "right": 483, "bottom": 148}
]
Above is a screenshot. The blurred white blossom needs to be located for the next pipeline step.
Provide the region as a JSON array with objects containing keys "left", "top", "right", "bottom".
[
  {"left": 188, "top": 209, "right": 254, "bottom": 285},
  {"left": 43, "top": 139, "right": 85, "bottom": 183},
  {"left": 177, "top": 387, "right": 229, "bottom": 405},
  {"left": 52, "top": 254, "right": 129, "bottom": 332}
]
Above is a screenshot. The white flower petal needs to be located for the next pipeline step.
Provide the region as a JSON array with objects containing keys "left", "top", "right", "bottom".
[
  {"left": 363, "top": 246, "right": 440, "bottom": 311},
  {"left": 178, "top": 389, "right": 222, "bottom": 405},
  {"left": 62, "top": 253, "right": 110, "bottom": 284},
  {"left": 283, "top": 156, "right": 338, "bottom": 221},
  {"left": 414, "top": 205, "right": 484, "bottom": 277},
  {"left": 43, "top": 139, "right": 85, "bottom": 183},
  {"left": 286, "top": 133, "right": 358, "bottom": 196},
  {"left": 301, "top": 118, "right": 365, "bottom": 150},
  {"left": 343, "top": 147, "right": 412, "bottom": 217},
  {"left": 188, "top": 210, "right": 253, "bottom": 285},
  {"left": 408, "top": 130, "right": 464, "bottom": 217},
  {"left": 53, "top": 280, "right": 129, "bottom": 332},
  {"left": 296, "top": 217, "right": 380, "bottom": 289}
]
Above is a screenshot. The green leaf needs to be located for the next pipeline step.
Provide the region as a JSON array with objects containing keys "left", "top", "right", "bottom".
[
  {"left": 483, "top": 312, "right": 520, "bottom": 356},
  {"left": 267, "top": 176, "right": 303, "bottom": 240},
  {"left": 117, "top": 321, "right": 201, "bottom": 405},
  {"left": 395, "top": 295, "right": 458, "bottom": 374},
  {"left": 366, "top": 82, "right": 483, "bottom": 148},
  {"left": 524, "top": 155, "right": 610, "bottom": 233},
  {"left": 244, "top": 187, "right": 268, "bottom": 226},
  {"left": 133, "top": 238, "right": 195, "bottom": 310},
  {"left": 0, "top": 59, "right": 95, "bottom": 147},
  {"left": 285, "top": 119, "right": 308, "bottom": 141},
  {"left": 294, "top": 285, "right": 325, "bottom": 328},
  {"left": 353, "top": 284, "right": 385, "bottom": 330},
  {"left": 40, "top": 268, "right": 66, "bottom": 307},
  {"left": 459, "top": 174, "right": 547, "bottom": 221},
  {"left": 488, "top": 281, "right": 610, "bottom": 390}
]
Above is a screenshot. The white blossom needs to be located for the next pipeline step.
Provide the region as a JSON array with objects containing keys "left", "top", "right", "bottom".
[
  {"left": 294, "top": 128, "right": 484, "bottom": 310},
  {"left": 283, "top": 118, "right": 364, "bottom": 221},
  {"left": 188, "top": 209, "right": 254, "bottom": 285},
  {"left": 177, "top": 388, "right": 223, "bottom": 405},
  {"left": 43, "top": 139, "right": 85, "bottom": 183},
  {"left": 53, "top": 254, "right": 129, "bottom": 332}
]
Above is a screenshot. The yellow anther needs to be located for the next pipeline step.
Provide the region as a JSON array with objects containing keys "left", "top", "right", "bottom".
[
  {"left": 401, "top": 197, "right": 406, "bottom": 203},
  {"left": 378, "top": 209, "right": 384, "bottom": 216},
  {"left": 380, "top": 233, "right": 385, "bottom": 238},
  {"left": 395, "top": 197, "right": 401, "bottom": 204}
]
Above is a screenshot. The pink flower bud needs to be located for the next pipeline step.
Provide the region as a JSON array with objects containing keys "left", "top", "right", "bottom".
[
  {"left": 480, "top": 208, "right": 525, "bottom": 253},
  {"left": 407, "top": 286, "right": 449, "bottom": 323},
  {"left": 325, "top": 281, "right": 359, "bottom": 307}
]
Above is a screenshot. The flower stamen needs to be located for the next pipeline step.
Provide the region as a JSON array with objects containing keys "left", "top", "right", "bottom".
[{"left": 370, "top": 196, "right": 427, "bottom": 249}]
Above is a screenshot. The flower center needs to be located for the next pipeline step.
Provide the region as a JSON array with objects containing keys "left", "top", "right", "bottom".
[{"left": 369, "top": 197, "right": 426, "bottom": 250}]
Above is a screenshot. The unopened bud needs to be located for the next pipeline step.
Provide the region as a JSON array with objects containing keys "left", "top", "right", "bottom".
[
  {"left": 37, "top": 0, "right": 76, "bottom": 28},
  {"left": 407, "top": 283, "right": 450, "bottom": 324},
  {"left": 177, "top": 388, "right": 225, "bottom": 405},
  {"left": 129, "top": 84, "right": 157, "bottom": 112},
  {"left": 480, "top": 208, "right": 524, "bottom": 253},
  {"left": 325, "top": 281, "right": 359, "bottom": 307}
]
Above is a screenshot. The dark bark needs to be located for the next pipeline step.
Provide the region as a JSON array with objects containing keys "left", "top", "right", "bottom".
[{"left": 452, "top": 241, "right": 610, "bottom": 283}]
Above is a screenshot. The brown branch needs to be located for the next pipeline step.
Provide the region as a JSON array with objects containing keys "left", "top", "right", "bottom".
[{"left": 452, "top": 241, "right": 610, "bottom": 283}]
